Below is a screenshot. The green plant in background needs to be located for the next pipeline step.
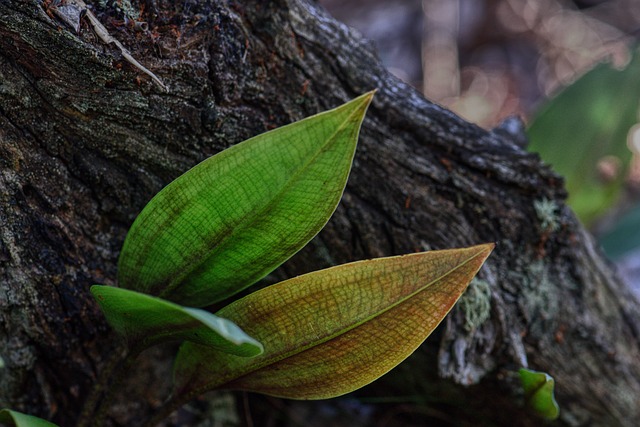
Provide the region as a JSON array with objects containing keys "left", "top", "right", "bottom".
[
  {"left": 527, "top": 49, "right": 640, "bottom": 226},
  {"left": 527, "top": 47, "right": 640, "bottom": 258},
  {"left": 600, "top": 204, "right": 640, "bottom": 259},
  {"left": 1, "top": 92, "right": 493, "bottom": 426}
]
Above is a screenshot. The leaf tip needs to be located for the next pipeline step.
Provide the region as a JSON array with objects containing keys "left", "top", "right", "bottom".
[
  {"left": 357, "top": 89, "right": 376, "bottom": 110},
  {"left": 470, "top": 242, "right": 495, "bottom": 264},
  {"left": 342, "top": 90, "right": 376, "bottom": 119},
  {"left": 484, "top": 241, "right": 496, "bottom": 254},
  {"left": 89, "top": 284, "right": 105, "bottom": 301}
]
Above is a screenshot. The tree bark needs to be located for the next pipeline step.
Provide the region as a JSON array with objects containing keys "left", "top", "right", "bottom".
[{"left": 1, "top": 1, "right": 639, "bottom": 426}]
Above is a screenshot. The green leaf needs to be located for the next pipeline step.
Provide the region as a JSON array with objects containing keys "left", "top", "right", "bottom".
[
  {"left": 519, "top": 368, "right": 560, "bottom": 420},
  {"left": 527, "top": 50, "right": 640, "bottom": 225},
  {"left": 117, "top": 92, "right": 374, "bottom": 307},
  {"left": 0, "top": 409, "right": 59, "bottom": 427},
  {"left": 173, "top": 244, "right": 493, "bottom": 400},
  {"left": 90, "top": 285, "right": 262, "bottom": 356}
]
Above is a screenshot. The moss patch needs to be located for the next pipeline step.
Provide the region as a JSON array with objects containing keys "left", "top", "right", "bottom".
[{"left": 459, "top": 278, "right": 492, "bottom": 331}]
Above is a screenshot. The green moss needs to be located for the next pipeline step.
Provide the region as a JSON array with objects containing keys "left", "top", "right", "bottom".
[{"left": 459, "top": 278, "right": 492, "bottom": 331}]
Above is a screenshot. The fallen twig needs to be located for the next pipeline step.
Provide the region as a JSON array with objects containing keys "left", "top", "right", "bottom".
[{"left": 50, "top": 0, "right": 168, "bottom": 91}]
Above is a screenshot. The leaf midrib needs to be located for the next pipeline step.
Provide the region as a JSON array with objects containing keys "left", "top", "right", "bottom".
[
  {"left": 158, "top": 105, "right": 362, "bottom": 302},
  {"left": 195, "top": 246, "right": 486, "bottom": 394}
]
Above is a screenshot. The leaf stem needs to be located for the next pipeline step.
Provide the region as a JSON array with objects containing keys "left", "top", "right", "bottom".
[{"left": 77, "top": 341, "right": 128, "bottom": 427}]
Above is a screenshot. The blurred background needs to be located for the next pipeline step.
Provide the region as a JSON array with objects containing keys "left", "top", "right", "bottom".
[{"left": 319, "top": 0, "right": 640, "bottom": 298}]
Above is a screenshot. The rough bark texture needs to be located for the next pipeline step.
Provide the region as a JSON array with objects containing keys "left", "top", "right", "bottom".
[{"left": 1, "top": 1, "right": 639, "bottom": 426}]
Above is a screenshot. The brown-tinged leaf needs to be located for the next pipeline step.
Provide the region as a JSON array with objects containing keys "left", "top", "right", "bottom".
[{"left": 173, "top": 244, "right": 493, "bottom": 400}]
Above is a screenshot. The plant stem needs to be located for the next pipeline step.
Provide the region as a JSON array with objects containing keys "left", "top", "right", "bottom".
[
  {"left": 76, "top": 341, "right": 128, "bottom": 427},
  {"left": 92, "top": 343, "right": 145, "bottom": 427}
]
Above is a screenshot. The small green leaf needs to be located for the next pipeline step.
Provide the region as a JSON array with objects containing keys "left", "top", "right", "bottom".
[
  {"left": 173, "top": 244, "right": 493, "bottom": 400},
  {"left": 0, "top": 409, "right": 58, "bottom": 427},
  {"left": 90, "top": 285, "right": 262, "bottom": 356},
  {"left": 519, "top": 368, "right": 560, "bottom": 420},
  {"left": 118, "top": 92, "right": 375, "bottom": 307}
]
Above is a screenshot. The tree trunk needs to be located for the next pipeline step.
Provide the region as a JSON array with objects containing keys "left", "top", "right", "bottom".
[{"left": 1, "top": 1, "right": 639, "bottom": 426}]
